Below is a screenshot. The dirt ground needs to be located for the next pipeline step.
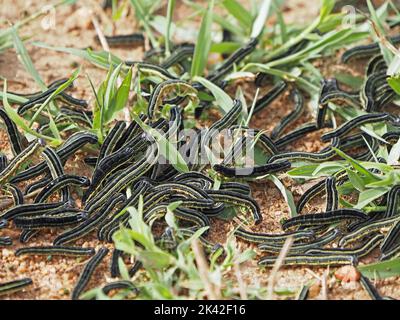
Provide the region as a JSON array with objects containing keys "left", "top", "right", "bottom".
[{"left": 0, "top": 0, "right": 399, "bottom": 300}]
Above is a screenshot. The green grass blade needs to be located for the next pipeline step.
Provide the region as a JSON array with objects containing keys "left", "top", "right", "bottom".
[
  {"left": 273, "top": 0, "right": 287, "bottom": 43},
  {"left": 103, "top": 63, "right": 122, "bottom": 123},
  {"left": 264, "top": 0, "right": 334, "bottom": 61},
  {"left": 333, "top": 147, "right": 381, "bottom": 182},
  {"left": 366, "top": 0, "right": 393, "bottom": 64},
  {"left": 29, "top": 67, "right": 80, "bottom": 127},
  {"left": 387, "top": 75, "right": 400, "bottom": 95},
  {"left": 388, "top": 137, "right": 400, "bottom": 165},
  {"left": 222, "top": 0, "right": 253, "bottom": 31},
  {"left": 46, "top": 107, "right": 62, "bottom": 141},
  {"left": 242, "top": 63, "right": 320, "bottom": 93},
  {"left": 87, "top": 75, "right": 104, "bottom": 143},
  {"left": 251, "top": 0, "right": 272, "bottom": 38},
  {"left": 268, "top": 175, "right": 297, "bottom": 217},
  {"left": 129, "top": 0, "right": 158, "bottom": 48},
  {"left": 190, "top": 0, "right": 214, "bottom": 78},
  {"left": 12, "top": 28, "right": 46, "bottom": 90},
  {"left": 185, "top": 1, "right": 242, "bottom": 37},
  {"left": 319, "top": 0, "right": 335, "bottom": 22},
  {"left": 2, "top": 82, "right": 60, "bottom": 145},
  {"left": 355, "top": 187, "right": 389, "bottom": 210},
  {"left": 359, "top": 258, "right": 400, "bottom": 280},
  {"left": 193, "top": 76, "right": 233, "bottom": 114},
  {"left": 210, "top": 42, "right": 241, "bottom": 54},
  {"left": 32, "top": 42, "right": 123, "bottom": 70},
  {"left": 106, "top": 67, "right": 133, "bottom": 122},
  {"left": 165, "top": 0, "right": 176, "bottom": 55},
  {"left": 0, "top": 92, "right": 28, "bottom": 104}
]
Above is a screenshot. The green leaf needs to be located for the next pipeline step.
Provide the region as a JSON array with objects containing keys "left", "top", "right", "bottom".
[
  {"left": 46, "top": 107, "right": 61, "bottom": 141},
  {"left": 355, "top": 187, "right": 388, "bottom": 210},
  {"left": 312, "top": 163, "right": 345, "bottom": 176},
  {"left": 193, "top": 76, "right": 233, "bottom": 114},
  {"left": 262, "top": 0, "right": 332, "bottom": 61},
  {"left": 366, "top": 0, "right": 393, "bottom": 64},
  {"left": 29, "top": 67, "right": 81, "bottom": 127},
  {"left": 242, "top": 63, "right": 319, "bottom": 93},
  {"left": 319, "top": 0, "right": 335, "bottom": 22},
  {"left": 359, "top": 258, "right": 400, "bottom": 280},
  {"left": 165, "top": 0, "right": 176, "bottom": 55},
  {"left": 129, "top": 0, "right": 158, "bottom": 48},
  {"left": 250, "top": 0, "right": 271, "bottom": 38},
  {"left": 222, "top": 0, "right": 253, "bottom": 31},
  {"left": 360, "top": 125, "right": 387, "bottom": 145},
  {"left": 215, "top": 206, "right": 237, "bottom": 221},
  {"left": 112, "top": 0, "right": 127, "bottom": 21},
  {"left": 210, "top": 42, "right": 241, "bottom": 54},
  {"left": 334, "top": 73, "right": 364, "bottom": 90},
  {"left": 273, "top": 0, "right": 287, "bottom": 43},
  {"left": 12, "top": 28, "right": 46, "bottom": 90},
  {"left": 107, "top": 67, "right": 132, "bottom": 121},
  {"left": 165, "top": 201, "right": 182, "bottom": 229},
  {"left": 387, "top": 75, "right": 400, "bottom": 95},
  {"left": 346, "top": 168, "right": 365, "bottom": 192},
  {"left": 118, "top": 257, "right": 130, "bottom": 281},
  {"left": 137, "top": 250, "right": 174, "bottom": 269},
  {"left": 103, "top": 63, "right": 122, "bottom": 121},
  {"left": 114, "top": 228, "right": 137, "bottom": 256},
  {"left": 235, "top": 248, "right": 256, "bottom": 264},
  {"left": 268, "top": 175, "right": 297, "bottom": 217},
  {"left": 388, "top": 137, "right": 400, "bottom": 165},
  {"left": 191, "top": 0, "right": 214, "bottom": 77},
  {"left": 245, "top": 88, "right": 259, "bottom": 126},
  {"left": 287, "top": 164, "right": 320, "bottom": 178},
  {"left": 33, "top": 42, "right": 123, "bottom": 70},
  {"left": 366, "top": 172, "right": 395, "bottom": 188},
  {"left": 2, "top": 82, "right": 60, "bottom": 145},
  {"left": 266, "top": 29, "right": 358, "bottom": 68},
  {"left": 186, "top": 1, "right": 242, "bottom": 37},
  {"left": 318, "top": 12, "right": 348, "bottom": 33},
  {"left": 0, "top": 92, "right": 28, "bottom": 104},
  {"left": 366, "top": 0, "right": 387, "bottom": 37},
  {"left": 87, "top": 75, "right": 103, "bottom": 143},
  {"left": 333, "top": 147, "right": 380, "bottom": 183}
]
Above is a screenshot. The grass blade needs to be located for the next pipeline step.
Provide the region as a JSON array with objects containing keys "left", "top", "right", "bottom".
[
  {"left": 2, "top": 81, "right": 60, "bottom": 145},
  {"left": 12, "top": 28, "right": 46, "bottom": 90},
  {"left": 387, "top": 75, "right": 400, "bottom": 95},
  {"left": 0, "top": 92, "right": 28, "bottom": 104},
  {"left": 267, "top": 175, "right": 297, "bottom": 217},
  {"left": 333, "top": 147, "right": 381, "bottom": 182},
  {"left": 32, "top": 42, "right": 123, "bottom": 70},
  {"left": 28, "top": 67, "right": 81, "bottom": 127},
  {"left": 355, "top": 187, "right": 389, "bottom": 209},
  {"left": 251, "top": 0, "right": 272, "bottom": 38},
  {"left": 222, "top": 0, "right": 253, "bottom": 31},
  {"left": 165, "top": 0, "right": 176, "bottom": 55},
  {"left": 359, "top": 258, "right": 400, "bottom": 280},
  {"left": 107, "top": 67, "right": 132, "bottom": 121},
  {"left": 129, "top": 0, "right": 158, "bottom": 48},
  {"left": 193, "top": 76, "right": 233, "bottom": 114},
  {"left": 190, "top": 0, "right": 214, "bottom": 78}
]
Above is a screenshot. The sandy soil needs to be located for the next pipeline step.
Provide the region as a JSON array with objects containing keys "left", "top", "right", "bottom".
[{"left": 0, "top": 0, "right": 399, "bottom": 300}]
